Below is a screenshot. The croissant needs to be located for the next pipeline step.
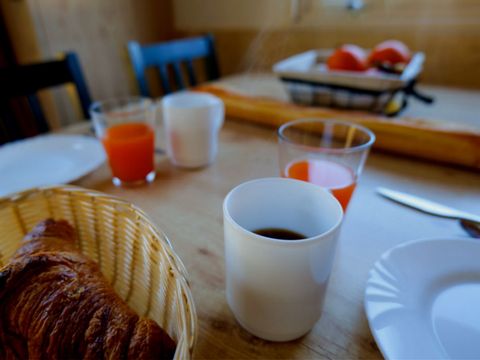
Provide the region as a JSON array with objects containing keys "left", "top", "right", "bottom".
[{"left": 0, "top": 219, "right": 176, "bottom": 359}]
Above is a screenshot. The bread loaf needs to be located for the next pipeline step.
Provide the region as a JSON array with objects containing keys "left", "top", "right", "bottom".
[{"left": 195, "top": 84, "right": 480, "bottom": 170}]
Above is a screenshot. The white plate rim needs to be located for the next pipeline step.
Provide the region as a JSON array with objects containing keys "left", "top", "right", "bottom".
[
  {"left": 0, "top": 134, "right": 105, "bottom": 196},
  {"left": 364, "top": 237, "right": 480, "bottom": 360}
]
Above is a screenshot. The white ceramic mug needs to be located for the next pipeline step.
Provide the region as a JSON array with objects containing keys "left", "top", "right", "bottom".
[
  {"left": 223, "top": 177, "right": 343, "bottom": 341},
  {"left": 161, "top": 91, "right": 224, "bottom": 168}
]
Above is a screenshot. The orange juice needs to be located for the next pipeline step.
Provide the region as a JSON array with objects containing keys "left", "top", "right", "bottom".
[
  {"left": 285, "top": 159, "right": 356, "bottom": 210},
  {"left": 102, "top": 123, "right": 154, "bottom": 182}
]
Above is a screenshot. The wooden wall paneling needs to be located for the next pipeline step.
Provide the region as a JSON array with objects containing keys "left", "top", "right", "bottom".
[
  {"left": 204, "top": 25, "right": 480, "bottom": 88},
  {"left": 173, "top": 0, "right": 480, "bottom": 89}
]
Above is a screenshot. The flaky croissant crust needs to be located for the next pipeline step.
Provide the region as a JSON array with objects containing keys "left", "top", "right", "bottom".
[{"left": 0, "top": 219, "right": 176, "bottom": 360}]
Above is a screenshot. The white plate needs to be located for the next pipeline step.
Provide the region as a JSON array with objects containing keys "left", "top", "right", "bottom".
[
  {"left": 0, "top": 134, "right": 105, "bottom": 197},
  {"left": 365, "top": 238, "right": 480, "bottom": 360}
]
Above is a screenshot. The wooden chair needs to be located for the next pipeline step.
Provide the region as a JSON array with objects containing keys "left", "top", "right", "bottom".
[
  {"left": 0, "top": 52, "right": 92, "bottom": 144},
  {"left": 127, "top": 34, "right": 220, "bottom": 97}
]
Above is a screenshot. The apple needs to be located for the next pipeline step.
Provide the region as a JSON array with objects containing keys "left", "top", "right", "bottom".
[
  {"left": 369, "top": 40, "right": 411, "bottom": 66},
  {"left": 326, "top": 44, "right": 368, "bottom": 72}
]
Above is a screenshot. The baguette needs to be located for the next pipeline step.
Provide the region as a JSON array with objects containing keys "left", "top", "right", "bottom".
[{"left": 195, "top": 84, "right": 480, "bottom": 170}]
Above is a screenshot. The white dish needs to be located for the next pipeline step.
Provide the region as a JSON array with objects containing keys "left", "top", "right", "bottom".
[
  {"left": 365, "top": 238, "right": 480, "bottom": 359},
  {"left": 0, "top": 134, "right": 105, "bottom": 197},
  {"left": 273, "top": 49, "right": 425, "bottom": 91}
]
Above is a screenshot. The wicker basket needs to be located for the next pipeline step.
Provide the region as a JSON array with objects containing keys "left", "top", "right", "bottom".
[
  {"left": 273, "top": 49, "right": 433, "bottom": 116},
  {"left": 0, "top": 185, "right": 196, "bottom": 359}
]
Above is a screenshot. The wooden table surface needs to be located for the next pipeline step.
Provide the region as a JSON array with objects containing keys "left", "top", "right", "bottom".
[{"left": 68, "top": 77, "right": 480, "bottom": 359}]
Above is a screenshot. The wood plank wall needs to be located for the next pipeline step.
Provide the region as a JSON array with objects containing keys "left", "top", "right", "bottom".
[
  {"left": 173, "top": 0, "right": 480, "bottom": 89},
  {"left": 1, "top": 0, "right": 173, "bottom": 126}
]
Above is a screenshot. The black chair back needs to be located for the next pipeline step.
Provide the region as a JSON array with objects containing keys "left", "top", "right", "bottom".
[{"left": 0, "top": 52, "right": 91, "bottom": 144}]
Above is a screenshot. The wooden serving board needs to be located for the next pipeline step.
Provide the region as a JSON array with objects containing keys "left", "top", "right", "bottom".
[{"left": 195, "top": 84, "right": 480, "bottom": 170}]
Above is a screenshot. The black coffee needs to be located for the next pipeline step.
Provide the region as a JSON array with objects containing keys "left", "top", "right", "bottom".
[{"left": 253, "top": 228, "right": 306, "bottom": 240}]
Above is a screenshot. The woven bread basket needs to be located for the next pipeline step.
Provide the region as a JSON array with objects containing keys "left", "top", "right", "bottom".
[{"left": 0, "top": 185, "right": 196, "bottom": 359}]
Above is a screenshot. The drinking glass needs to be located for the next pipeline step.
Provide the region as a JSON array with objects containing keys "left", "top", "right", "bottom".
[
  {"left": 90, "top": 97, "right": 156, "bottom": 186},
  {"left": 278, "top": 119, "right": 375, "bottom": 211}
]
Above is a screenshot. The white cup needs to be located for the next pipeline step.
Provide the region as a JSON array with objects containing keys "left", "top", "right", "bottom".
[
  {"left": 223, "top": 177, "right": 343, "bottom": 341},
  {"left": 161, "top": 91, "right": 224, "bottom": 168}
]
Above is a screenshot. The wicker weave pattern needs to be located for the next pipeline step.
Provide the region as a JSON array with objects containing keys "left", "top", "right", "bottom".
[{"left": 0, "top": 185, "right": 196, "bottom": 360}]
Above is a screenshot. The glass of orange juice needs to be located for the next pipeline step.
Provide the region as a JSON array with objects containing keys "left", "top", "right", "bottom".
[
  {"left": 90, "top": 97, "right": 156, "bottom": 186},
  {"left": 278, "top": 119, "right": 375, "bottom": 211}
]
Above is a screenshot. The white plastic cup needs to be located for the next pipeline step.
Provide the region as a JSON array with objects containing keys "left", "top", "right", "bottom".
[
  {"left": 223, "top": 177, "right": 343, "bottom": 341},
  {"left": 162, "top": 91, "right": 224, "bottom": 168}
]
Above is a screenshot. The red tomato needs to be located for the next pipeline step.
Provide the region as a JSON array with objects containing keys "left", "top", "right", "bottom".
[
  {"left": 369, "top": 40, "right": 411, "bottom": 66},
  {"left": 327, "top": 44, "right": 368, "bottom": 72}
]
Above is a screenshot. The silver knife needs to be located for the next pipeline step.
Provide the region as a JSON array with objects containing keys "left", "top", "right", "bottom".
[{"left": 377, "top": 187, "right": 480, "bottom": 224}]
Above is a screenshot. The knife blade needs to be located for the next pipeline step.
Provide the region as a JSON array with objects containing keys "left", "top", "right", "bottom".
[{"left": 377, "top": 187, "right": 480, "bottom": 224}]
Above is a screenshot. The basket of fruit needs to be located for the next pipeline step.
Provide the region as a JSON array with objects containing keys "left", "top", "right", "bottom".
[{"left": 273, "top": 40, "right": 434, "bottom": 116}]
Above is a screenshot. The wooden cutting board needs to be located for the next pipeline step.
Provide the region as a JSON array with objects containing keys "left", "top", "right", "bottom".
[{"left": 195, "top": 84, "right": 480, "bottom": 170}]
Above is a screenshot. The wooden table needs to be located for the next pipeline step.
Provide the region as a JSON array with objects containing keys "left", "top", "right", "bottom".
[{"left": 70, "top": 78, "right": 480, "bottom": 359}]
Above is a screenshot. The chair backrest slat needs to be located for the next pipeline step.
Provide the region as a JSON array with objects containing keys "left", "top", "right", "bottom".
[
  {"left": 172, "top": 62, "right": 185, "bottom": 90},
  {"left": 128, "top": 34, "right": 220, "bottom": 97},
  {"left": 65, "top": 53, "right": 92, "bottom": 120},
  {"left": 26, "top": 95, "right": 49, "bottom": 133},
  {"left": 185, "top": 60, "right": 197, "bottom": 86},
  {"left": 128, "top": 41, "right": 150, "bottom": 98},
  {"left": 0, "top": 99, "right": 22, "bottom": 142},
  {"left": 157, "top": 65, "right": 172, "bottom": 95},
  {"left": 205, "top": 35, "right": 220, "bottom": 80}
]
